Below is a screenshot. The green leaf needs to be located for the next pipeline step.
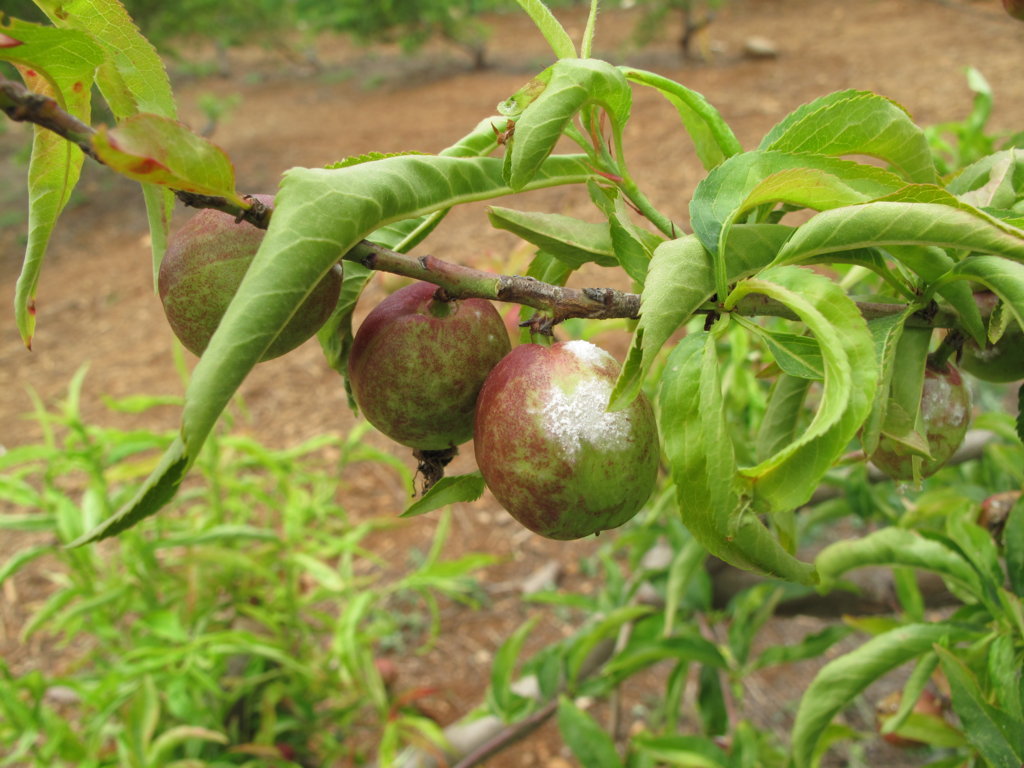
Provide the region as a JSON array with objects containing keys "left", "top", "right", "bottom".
[
  {"left": 0, "top": 19, "right": 102, "bottom": 97},
  {"left": 790, "top": 623, "right": 975, "bottom": 768},
  {"left": 609, "top": 195, "right": 660, "bottom": 285},
  {"left": 0, "top": 544, "right": 53, "bottom": 587},
  {"left": 659, "top": 330, "right": 817, "bottom": 584},
  {"left": 149, "top": 726, "right": 228, "bottom": 763},
  {"left": 691, "top": 150, "right": 906, "bottom": 259},
  {"left": 0, "top": 20, "right": 103, "bottom": 347},
  {"left": 186, "top": 153, "right": 587, "bottom": 454},
  {"left": 69, "top": 437, "right": 187, "bottom": 546},
  {"left": 402, "top": 473, "right": 486, "bottom": 518},
  {"left": 772, "top": 202, "right": 1024, "bottom": 267},
  {"left": 92, "top": 114, "right": 243, "bottom": 203},
  {"left": 632, "top": 734, "right": 730, "bottom": 767},
  {"left": 935, "top": 645, "right": 1024, "bottom": 767},
  {"left": 325, "top": 150, "right": 429, "bottom": 169},
  {"left": 878, "top": 653, "right": 940, "bottom": 736},
  {"left": 319, "top": 118, "right": 504, "bottom": 387},
  {"left": 557, "top": 696, "right": 624, "bottom": 768},
  {"left": 488, "top": 207, "right": 617, "bottom": 267},
  {"left": 34, "top": 0, "right": 175, "bottom": 119},
  {"left": 1005, "top": 495, "right": 1024, "bottom": 597},
  {"left": 620, "top": 67, "right": 742, "bottom": 169},
  {"left": 987, "top": 634, "right": 1024, "bottom": 723},
  {"left": 754, "top": 329, "right": 823, "bottom": 380},
  {"left": 859, "top": 311, "right": 922, "bottom": 455},
  {"left": 149, "top": 524, "right": 279, "bottom": 549},
  {"left": 753, "top": 624, "right": 852, "bottom": 670},
  {"left": 317, "top": 260, "right": 372, "bottom": 403},
  {"left": 697, "top": 664, "right": 727, "bottom": 736},
  {"left": 692, "top": 150, "right": 909, "bottom": 262},
  {"left": 510, "top": 0, "right": 576, "bottom": 59},
  {"left": 568, "top": 605, "right": 653, "bottom": 684},
  {"left": 726, "top": 267, "right": 877, "bottom": 513},
  {"left": 943, "top": 255, "right": 1024, "bottom": 333},
  {"left": 949, "top": 148, "right": 1024, "bottom": 210},
  {"left": 1019, "top": 385, "right": 1024, "bottom": 443},
  {"left": 754, "top": 374, "right": 810, "bottom": 463},
  {"left": 610, "top": 224, "right": 791, "bottom": 410},
  {"left": 488, "top": 616, "right": 540, "bottom": 721},
  {"left": 759, "top": 89, "right": 936, "bottom": 183},
  {"left": 815, "top": 526, "right": 985, "bottom": 600},
  {"left": 505, "top": 58, "right": 630, "bottom": 190},
  {"left": 872, "top": 326, "right": 931, "bottom": 479},
  {"left": 944, "top": 506, "right": 1005, "bottom": 602},
  {"left": 602, "top": 634, "right": 726, "bottom": 681}
]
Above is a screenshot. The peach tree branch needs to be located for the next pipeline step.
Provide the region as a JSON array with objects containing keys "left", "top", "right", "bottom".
[
  {"left": 1, "top": 73, "right": 966, "bottom": 330},
  {"left": 1, "top": 73, "right": 98, "bottom": 160},
  {"left": 0, "top": 73, "right": 273, "bottom": 229}
]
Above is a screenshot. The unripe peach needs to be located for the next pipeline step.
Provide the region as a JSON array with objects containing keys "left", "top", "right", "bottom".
[
  {"left": 1003, "top": 0, "right": 1024, "bottom": 21},
  {"left": 960, "top": 325, "right": 1024, "bottom": 383},
  {"left": 348, "top": 281, "right": 511, "bottom": 450},
  {"left": 870, "top": 362, "right": 972, "bottom": 481},
  {"left": 474, "top": 340, "right": 659, "bottom": 540},
  {"left": 158, "top": 195, "right": 341, "bottom": 360}
]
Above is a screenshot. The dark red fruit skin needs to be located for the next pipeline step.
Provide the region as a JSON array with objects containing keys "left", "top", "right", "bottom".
[
  {"left": 871, "top": 363, "right": 972, "bottom": 481},
  {"left": 473, "top": 341, "right": 660, "bottom": 540},
  {"left": 1003, "top": 0, "right": 1024, "bottom": 21},
  {"left": 348, "top": 281, "right": 511, "bottom": 450},
  {"left": 158, "top": 194, "right": 342, "bottom": 361}
]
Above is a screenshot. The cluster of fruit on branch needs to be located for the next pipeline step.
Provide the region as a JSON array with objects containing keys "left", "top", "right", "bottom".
[
  {"left": 159, "top": 188, "right": 1021, "bottom": 543},
  {"left": 160, "top": 198, "right": 661, "bottom": 540}
]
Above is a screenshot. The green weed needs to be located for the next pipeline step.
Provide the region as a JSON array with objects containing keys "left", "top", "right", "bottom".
[{"left": 0, "top": 369, "right": 493, "bottom": 766}]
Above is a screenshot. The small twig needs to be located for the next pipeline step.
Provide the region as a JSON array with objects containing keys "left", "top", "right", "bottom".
[{"left": 449, "top": 697, "right": 560, "bottom": 768}]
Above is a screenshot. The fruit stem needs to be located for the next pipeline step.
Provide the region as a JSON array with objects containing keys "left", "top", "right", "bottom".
[
  {"left": 427, "top": 288, "right": 456, "bottom": 318},
  {"left": 929, "top": 329, "right": 965, "bottom": 369},
  {"left": 412, "top": 447, "right": 458, "bottom": 494}
]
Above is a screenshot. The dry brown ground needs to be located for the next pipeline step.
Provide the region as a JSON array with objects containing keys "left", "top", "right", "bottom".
[{"left": 1, "top": 1, "right": 1022, "bottom": 765}]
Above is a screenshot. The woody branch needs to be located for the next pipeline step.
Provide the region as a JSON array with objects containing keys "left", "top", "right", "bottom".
[{"left": 1, "top": 74, "right": 966, "bottom": 331}]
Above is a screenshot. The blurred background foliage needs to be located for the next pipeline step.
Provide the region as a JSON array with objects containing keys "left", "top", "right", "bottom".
[{"left": 2, "top": 0, "right": 731, "bottom": 72}]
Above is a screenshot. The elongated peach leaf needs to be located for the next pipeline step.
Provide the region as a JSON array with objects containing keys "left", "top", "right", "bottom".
[
  {"left": 773, "top": 202, "right": 1024, "bottom": 266},
  {"left": 659, "top": 329, "right": 818, "bottom": 584},
  {"left": 759, "top": 90, "right": 936, "bottom": 183},
  {"left": 791, "top": 623, "right": 977, "bottom": 768}
]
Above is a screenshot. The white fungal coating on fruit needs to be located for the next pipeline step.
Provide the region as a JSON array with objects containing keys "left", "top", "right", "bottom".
[
  {"left": 562, "top": 338, "right": 611, "bottom": 367},
  {"left": 539, "top": 375, "right": 632, "bottom": 458},
  {"left": 922, "top": 375, "right": 968, "bottom": 428}
]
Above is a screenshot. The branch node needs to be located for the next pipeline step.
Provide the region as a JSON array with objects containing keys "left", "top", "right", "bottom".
[{"left": 582, "top": 287, "right": 613, "bottom": 305}]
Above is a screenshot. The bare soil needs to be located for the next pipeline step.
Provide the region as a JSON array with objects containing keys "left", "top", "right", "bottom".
[{"left": 1, "top": 1, "right": 1022, "bottom": 765}]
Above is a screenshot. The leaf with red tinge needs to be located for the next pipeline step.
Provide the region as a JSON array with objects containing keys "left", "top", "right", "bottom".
[
  {"left": 34, "top": 0, "right": 180, "bottom": 285},
  {"left": 0, "top": 17, "right": 104, "bottom": 347},
  {"left": 93, "top": 114, "right": 245, "bottom": 205}
]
